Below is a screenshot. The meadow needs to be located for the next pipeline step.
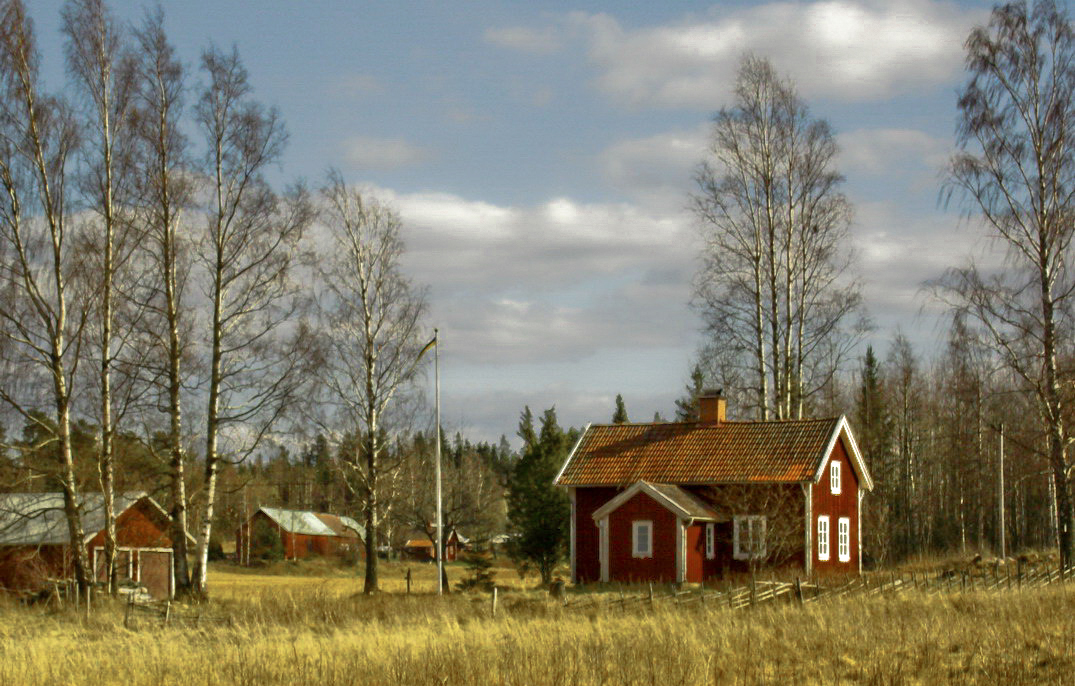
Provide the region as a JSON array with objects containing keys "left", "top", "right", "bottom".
[{"left": 0, "top": 560, "right": 1073, "bottom": 685}]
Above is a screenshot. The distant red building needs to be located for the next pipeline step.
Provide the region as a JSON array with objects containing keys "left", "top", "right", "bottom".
[
  {"left": 402, "top": 529, "right": 463, "bottom": 562},
  {"left": 556, "top": 392, "right": 873, "bottom": 584},
  {"left": 235, "top": 507, "right": 365, "bottom": 564},
  {"left": 0, "top": 492, "right": 184, "bottom": 599}
]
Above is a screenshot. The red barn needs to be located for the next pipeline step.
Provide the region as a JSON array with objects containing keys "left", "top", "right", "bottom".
[
  {"left": 0, "top": 492, "right": 184, "bottom": 599},
  {"left": 401, "top": 529, "right": 463, "bottom": 562},
  {"left": 235, "top": 507, "right": 365, "bottom": 564},
  {"left": 555, "top": 392, "right": 873, "bottom": 584}
]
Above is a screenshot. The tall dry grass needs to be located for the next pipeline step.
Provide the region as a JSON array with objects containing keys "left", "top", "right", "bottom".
[{"left": 1, "top": 575, "right": 1074, "bottom": 685}]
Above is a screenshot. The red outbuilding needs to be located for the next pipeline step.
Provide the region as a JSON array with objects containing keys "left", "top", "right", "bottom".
[
  {"left": 556, "top": 391, "right": 873, "bottom": 584},
  {"left": 0, "top": 492, "right": 185, "bottom": 599},
  {"left": 401, "top": 529, "right": 464, "bottom": 562},
  {"left": 235, "top": 507, "right": 365, "bottom": 565}
]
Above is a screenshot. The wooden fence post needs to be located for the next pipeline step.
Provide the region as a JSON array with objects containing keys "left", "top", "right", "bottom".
[
  {"left": 163, "top": 601, "right": 171, "bottom": 627},
  {"left": 648, "top": 583, "right": 654, "bottom": 607},
  {"left": 795, "top": 577, "right": 803, "bottom": 605},
  {"left": 750, "top": 573, "right": 757, "bottom": 607},
  {"left": 491, "top": 587, "right": 498, "bottom": 617},
  {"left": 405, "top": 568, "right": 411, "bottom": 595}
]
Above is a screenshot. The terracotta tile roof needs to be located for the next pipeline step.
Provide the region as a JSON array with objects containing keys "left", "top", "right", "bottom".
[{"left": 556, "top": 418, "right": 842, "bottom": 487}]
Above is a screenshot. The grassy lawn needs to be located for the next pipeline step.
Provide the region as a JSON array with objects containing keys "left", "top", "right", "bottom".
[{"left": 0, "top": 558, "right": 1072, "bottom": 685}]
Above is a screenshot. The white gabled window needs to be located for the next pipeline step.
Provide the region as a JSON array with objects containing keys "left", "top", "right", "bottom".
[
  {"left": 818, "top": 515, "right": 830, "bottom": 561},
  {"left": 632, "top": 520, "right": 653, "bottom": 558},
  {"left": 830, "top": 460, "right": 842, "bottom": 495},
  {"left": 838, "top": 517, "right": 851, "bottom": 562},
  {"left": 705, "top": 523, "right": 715, "bottom": 559},
  {"left": 732, "top": 515, "right": 766, "bottom": 560}
]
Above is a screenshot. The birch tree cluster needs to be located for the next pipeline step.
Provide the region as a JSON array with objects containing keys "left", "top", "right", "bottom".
[
  {"left": 692, "top": 55, "right": 864, "bottom": 423},
  {"left": 0, "top": 0, "right": 431, "bottom": 597}
]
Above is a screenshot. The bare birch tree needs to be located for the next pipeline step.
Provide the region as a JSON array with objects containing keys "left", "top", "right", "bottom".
[
  {"left": 692, "top": 55, "right": 862, "bottom": 420},
  {"left": 945, "top": 0, "right": 1075, "bottom": 565},
  {"left": 188, "top": 44, "right": 312, "bottom": 595},
  {"left": 314, "top": 170, "right": 427, "bottom": 594},
  {"left": 130, "top": 8, "right": 195, "bottom": 594},
  {"left": 61, "top": 0, "right": 139, "bottom": 595},
  {"left": 0, "top": 0, "right": 91, "bottom": 590}
]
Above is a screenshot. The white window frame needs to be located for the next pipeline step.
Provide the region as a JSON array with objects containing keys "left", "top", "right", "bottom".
[
  {"left": 818, "top": 515, "right": 830, "bottom": 561},
  {"left": 632, "top": 520, "right": 653, "bottom": 558},
  {"left": 732, "top": 515, "right": 766, "bottom": 560},
  {"left": 838, "top": 517, "right": 851, "bottom": 562},
  {"left": 705, "top": 522, "right": 715, "bottom": 559},
  {"left": 830, "top": 460, "right": 842, "bottom": 495}
]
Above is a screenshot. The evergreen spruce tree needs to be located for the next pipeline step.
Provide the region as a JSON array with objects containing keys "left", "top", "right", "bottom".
[
  {"left": 612, "top": 394, "right": 629, "bottom": 424},
  {"left": 674, "top": 363, "right": 706, "bottom": 421},
  {"left": 507, "top": 407, "right": 572, "bottom": 585}
]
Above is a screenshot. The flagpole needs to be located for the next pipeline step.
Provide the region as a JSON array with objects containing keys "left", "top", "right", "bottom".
[{"left": 434, "top": 328, "right": 443, "bottom": 595}]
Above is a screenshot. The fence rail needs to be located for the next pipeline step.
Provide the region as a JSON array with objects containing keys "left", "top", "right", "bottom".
[{"left": 558, "top": 562, "right": 1075, "bottom": 614}]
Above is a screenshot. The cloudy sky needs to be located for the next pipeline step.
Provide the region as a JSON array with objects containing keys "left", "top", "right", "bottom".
[{"left": 32, "top": 0, "right": 998, "bottom": 443}]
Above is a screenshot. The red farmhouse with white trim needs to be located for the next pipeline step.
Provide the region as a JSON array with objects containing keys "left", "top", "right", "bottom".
[{"left": 555, "top": 392, "right": 873, "bottom": 584}]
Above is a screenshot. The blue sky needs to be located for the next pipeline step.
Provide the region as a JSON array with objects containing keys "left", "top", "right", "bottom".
[{"left": 32, "top": 0, "right": 998, "bottom": 442}]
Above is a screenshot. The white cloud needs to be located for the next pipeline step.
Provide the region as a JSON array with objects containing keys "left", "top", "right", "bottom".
[
  {"left": 484, "top": 25, "right": 562, "bottom": 54},
  {"left": 839, "top": 128, "right": 951, "bottom": 178},
  {"left": 600, "top": 125, "right": 709, "bottom": 211},
  {"left": 343, "top": 136, "right": 433, "bottom": 170},
  {"left": 344, "top": 187, "right": 700, "bottom": 365},
  {"left": 566, "top": 1, "right": 984, "bottom": 107}
]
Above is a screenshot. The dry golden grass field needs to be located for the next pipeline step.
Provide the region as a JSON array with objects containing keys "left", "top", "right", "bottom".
[{"left": 1, "top": 560, "right": 1074, "bottom": 686}]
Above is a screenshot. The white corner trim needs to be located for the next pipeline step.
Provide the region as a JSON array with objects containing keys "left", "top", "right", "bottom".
[
  {"left": 676, "top": 518, "right": 685, "bottom": 584},
  {"left": 858, "top": 488, "right": 864, "bottom": 574},
  {"left": 598, "top": 516, "right": 609, "bottom": 582},
  {"left": 554, "top": 423, "right": 591, "bottom": 486},
  {"left": 802, "top": 484, "right": 812, "bottom": 576},
  {"left": 569, "top": 488, "right": 577, "bottom": 584}
]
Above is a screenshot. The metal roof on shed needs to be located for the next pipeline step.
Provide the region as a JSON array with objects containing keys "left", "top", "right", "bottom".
[
  {"left": 259, "top": 507, "right": 337, "bottom": 536},
  {"left": 0, "top": 492, "right": 149, "bottom": 546}
]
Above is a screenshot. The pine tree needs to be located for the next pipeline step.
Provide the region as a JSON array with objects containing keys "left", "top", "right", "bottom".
[
  {"left": 612, "top": 394, "right": 629, "bottom": 424},
  {"left": 674, "top": 364, "right": 706, "bottom": 421},
  {"left": 507, "top": 407, "right": 571, "bottom": 585}
]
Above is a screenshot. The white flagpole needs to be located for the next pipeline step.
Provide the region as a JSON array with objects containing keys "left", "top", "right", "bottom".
[{"left": 435, "top": 329, "right": 443, "bottom": 594}]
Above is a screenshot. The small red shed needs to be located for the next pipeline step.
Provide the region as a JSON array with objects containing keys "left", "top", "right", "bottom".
[
  {"left": 556, "top": 392, "right": 873, "bottom": 584},
  {"left": 235, "top": 507, "right": 365, "bottom": 565},
  {"left": 402, "top": 529, "right": 463, "bottom": 562},
  {"left": 0, "top": 492, "right": 183, "bottom": 599}
]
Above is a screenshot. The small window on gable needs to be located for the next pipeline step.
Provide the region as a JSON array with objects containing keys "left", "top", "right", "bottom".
[
  {"left": 838, "top": 517, "right": 851, "bottom": 562},
  {"left": 733, "top": 515, "right": 766, "bottom": 560},
  {"left": 818, "top": 515, "right": 830, "bottom": 561},
  {"left": 705, "top": 523, "right": 715, "bottom": 559},
  {"left": 632, "top": 520, "right": 652, "bottom": 558},
  {"left": 830, "top": 460, "right": 842, "bottom": 495}
]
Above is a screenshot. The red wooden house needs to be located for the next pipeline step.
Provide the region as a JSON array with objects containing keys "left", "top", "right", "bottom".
[
  {"left": 0, "top": 492, "right": 185, "bottom": 599},
  {"left": 555, "top": 392, "right": 873, "bottom": 584},
  {"left": 235, "top": 507, "right": 365, "bottom": 565}
]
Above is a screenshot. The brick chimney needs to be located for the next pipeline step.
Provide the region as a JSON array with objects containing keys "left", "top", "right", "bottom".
[{"left": 697, "top": 389, "right": 726, "bottom": 424}]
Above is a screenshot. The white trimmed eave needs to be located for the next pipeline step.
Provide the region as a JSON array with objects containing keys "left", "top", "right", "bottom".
[
  {"left": 590, "top": 480, "right": 719, "bottom": 522},
  {"left": 553, "top": 423, "right": 591, "bottom": 487},
  {"left": 813, "top": 415, "right": 874, "bottom": 492}
]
